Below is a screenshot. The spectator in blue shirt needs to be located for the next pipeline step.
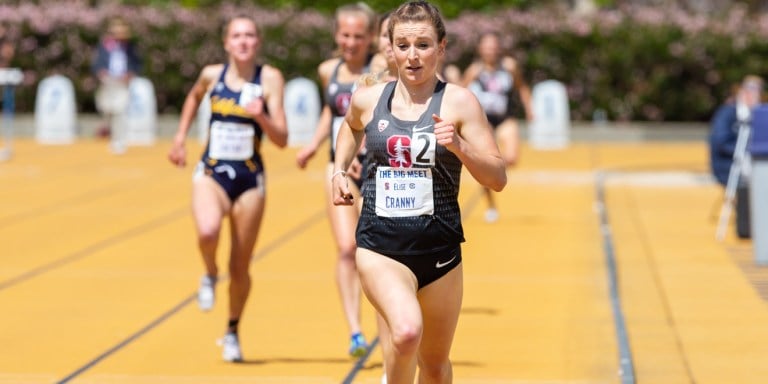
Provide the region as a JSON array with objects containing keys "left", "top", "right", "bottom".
[
  {"left": 709, "top": 75, "right": 763, "bottom": 186},
  {"left": 91, "top": 17, "right": 142, "bottom": 145}
]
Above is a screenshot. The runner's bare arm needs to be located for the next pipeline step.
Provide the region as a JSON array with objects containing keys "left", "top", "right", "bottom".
[
  {"left": 437, "top": 84, "right": 507, "bottom": 191},
  {"left": 168, "top": 64, "right": 222, "bottom": 167},
  {"left": 253, "top": 65, "right": 288, "bottom": 148}
]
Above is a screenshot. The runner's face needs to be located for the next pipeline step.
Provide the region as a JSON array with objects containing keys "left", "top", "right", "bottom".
[
  {"left": 378, "top": 17, "right": 394, "bottom": 66},
  {"left": 335, "top": 13, "right": 372, "bottom": 63},
  {"left": 478, "top": 34, "right": 500, "bottom": 64},
  {"left": 224, "top": 18, "right": 260, "bottom": 63},
  {"left": 392, "top": 21, "right": 443, "bottom": 82}
]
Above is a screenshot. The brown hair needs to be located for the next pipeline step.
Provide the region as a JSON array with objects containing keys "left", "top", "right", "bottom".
[
  {"left": 334, "top": 2, "right": 377, "bottom": 36},
  {"left": 331, "top": 2, "right": 377, "bottom": 57},
  {"left": 378, "top": 11, "right": 392, "bottom": 37},
  {"left": 221, "top": 15, "right": 261, "bottom": 41},
  {"left": 388, "top": 1, "right": 446, "bottom": 44}
]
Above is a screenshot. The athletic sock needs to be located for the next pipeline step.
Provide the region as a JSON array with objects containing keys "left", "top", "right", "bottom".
[{"left": 227, "top": 319, "right": 240, "bottom": 335}]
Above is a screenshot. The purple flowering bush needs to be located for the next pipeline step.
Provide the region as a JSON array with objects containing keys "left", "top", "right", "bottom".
[
  {"left": 1, "top": 3, "right": 334, "bottom": 115},
  {"left": 447, "top": 5, "right": 768, "bottom": 121},
  {"left": 1, "top": 2, "right": 767, "bottom": 121}
]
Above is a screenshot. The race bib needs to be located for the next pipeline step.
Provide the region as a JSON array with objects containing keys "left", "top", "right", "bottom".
[
  {"left": 239, "top": 82, "right": 263, "bottom": 107},
  {"left": 480, "top": 92, "right": 508, "bottom": 116},
  {"left": 375, "top": 167, "right": 434, "bottom": 217},
  {"left": 331, "top": 116, "right": 344, "bottom": 151},
  {"left": 208, "top": 121, "right": 254, "bottom": 160},
  {"left": 470, "top": 81, "right": 508, "bottom": 116}
]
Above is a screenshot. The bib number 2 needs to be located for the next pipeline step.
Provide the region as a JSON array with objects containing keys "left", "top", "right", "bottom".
[
  {"left": 376, "top": 132, "right": 437, "bottom": 217},
  {"left": 386, "top": 133, "right": 436, "bottom": 168}
]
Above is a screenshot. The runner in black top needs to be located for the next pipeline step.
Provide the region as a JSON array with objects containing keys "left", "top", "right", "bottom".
[
  {"left": 294, "top": 2, "right": 377, "bottom": 359},
  {"left": 462, "top": 32, "right": 533, "bottom": 223},
  {"left": 332, "top": 2, "right": 507, "bottom": 382}
]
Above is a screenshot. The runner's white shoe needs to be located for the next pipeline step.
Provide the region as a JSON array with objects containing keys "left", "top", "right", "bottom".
[
  {"left": 218, "top": 332, "right": 243, "bottom": 362},
  {"left": 484, "top": 208, "right": 499, "bottom": 223},
  {"left": 197, "top": 275, "right": 216, "bottom": 311}
]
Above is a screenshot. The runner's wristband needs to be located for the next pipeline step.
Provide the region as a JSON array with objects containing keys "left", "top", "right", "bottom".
[{"left": 331, "top": 170, "right": 347, "bottom": 181}]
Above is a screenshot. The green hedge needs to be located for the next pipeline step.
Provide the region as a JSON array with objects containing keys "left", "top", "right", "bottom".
[
  {"left": 1, "top": 3, "right": 766, "bottom": 121},
  {"left": 130, "top": 0, "right": 547, "bottom": 19}
]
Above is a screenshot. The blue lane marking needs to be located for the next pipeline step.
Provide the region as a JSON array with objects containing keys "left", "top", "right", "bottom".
[
  {"left": 339, "top": 187, "right": 484, "bottom": 382},
  {"left": 595, "top": 171, "right": 636, "bottom": 384},
  {"left": 56, "top": 210, "right": 325, "bottom": 383},
  {"left": 57, "top": 295, "right": 196, "bottom": 384},
  {"left": 0, "top": 208, "right": 188, "bottom": 292},
  {"left": 341, "top": 336, "right": 379, "bottom": 384}
]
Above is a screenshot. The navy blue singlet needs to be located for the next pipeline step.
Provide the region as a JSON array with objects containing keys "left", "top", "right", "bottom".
[{"left": 195, "top": 64, "right": 267, "bottom": 202}]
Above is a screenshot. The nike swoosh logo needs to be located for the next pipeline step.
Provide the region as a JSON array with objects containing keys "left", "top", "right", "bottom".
[
  {"left": 413, "top": 124, "right": 432, "bottom": 132},
  {"left": 435, "top": 255, "right": 457, "bottom": 269}
]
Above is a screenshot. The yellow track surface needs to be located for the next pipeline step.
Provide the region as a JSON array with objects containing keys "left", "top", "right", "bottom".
[{"left": 1, "top": 138, "right": 766, "bottom": 383}]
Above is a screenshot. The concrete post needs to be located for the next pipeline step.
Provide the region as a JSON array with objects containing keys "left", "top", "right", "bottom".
[{"left": 749, "top": 106, "right": 768, "bottom": 264}]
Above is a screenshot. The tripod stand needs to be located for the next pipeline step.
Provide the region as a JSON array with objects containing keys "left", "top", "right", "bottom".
[{"left": 716, "top": 110, "right": 752, "bottom": 241}]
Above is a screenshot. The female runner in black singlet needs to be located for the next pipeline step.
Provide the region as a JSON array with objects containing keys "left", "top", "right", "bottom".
[
  {"left": 462, "top": 32, "right": 533, "bottom": 222},
  {"left": 332, "top": 2, "right": 507, "bottom": 382},
  {"left": 294, "top": 2, "right": 377, "bottom": 358}
]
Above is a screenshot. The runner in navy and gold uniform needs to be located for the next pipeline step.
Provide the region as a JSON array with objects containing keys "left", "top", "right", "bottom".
[
  {"left": 167, "top": 15, "right": 287, "bottom": 363},
  {"left": 295, "top": 2, "right": 377, "bottom": 358},
  {"left": 462, "top": 32, "right": 533, "bottom": 222},
  {"left": 332, "top": 2, "right": 507, "bottom": 382},
  {"left": 196, "top": 64, "right": 266, "bottom": 202}
]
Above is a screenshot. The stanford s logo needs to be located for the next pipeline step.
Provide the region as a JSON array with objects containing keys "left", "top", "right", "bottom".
[
  {"left": 387, "top": 135, "right": 411, "bottom": 167},
  {"left": 335, "top": 93, "right": 352, "bottom": 115},
  {"left": 377, "top": 119, "right": 389, "bottom": 132}
]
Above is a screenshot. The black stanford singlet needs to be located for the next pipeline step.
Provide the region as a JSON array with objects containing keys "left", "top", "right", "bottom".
[
  {"left": 326, "top": 57, "right": 372, "bottom": 161},
  {"left": 356, "top": 81, "right": 465, "bottom": 256}
]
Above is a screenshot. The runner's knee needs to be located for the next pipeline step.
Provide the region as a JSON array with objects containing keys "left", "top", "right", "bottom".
[{"left": 390, "top": 321, "right": 422, "bottom": 355}]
